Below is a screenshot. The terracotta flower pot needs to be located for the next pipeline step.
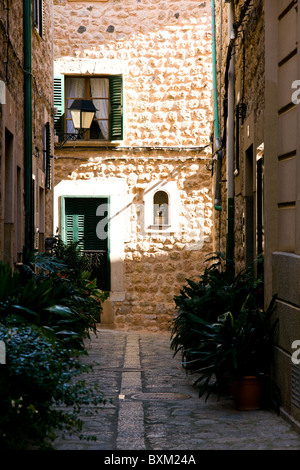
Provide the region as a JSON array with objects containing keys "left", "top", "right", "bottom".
[{"left": 231, "top": 376, "right": 262, "bottom": 411}]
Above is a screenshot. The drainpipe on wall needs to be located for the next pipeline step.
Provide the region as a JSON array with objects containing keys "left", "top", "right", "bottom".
[
  {"left": 226, "top": 0, "right": 235, "bottom": 269},
  {"left": 23, "top": 0, "right": 33, "bottom": 255},
  {"left": 211, "top": 0, "right": 222, "bottom": 212}
]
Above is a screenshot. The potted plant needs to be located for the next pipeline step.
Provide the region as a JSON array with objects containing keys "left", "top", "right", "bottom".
[
  {"left": 170, "top": 253, "right": 263, "bottom": 370},
  {"left": 225, "top": 295, "right": 279, "bottom": 410},
  {"left": 182, "top": 295, "right": 280, "bottom": 411}
]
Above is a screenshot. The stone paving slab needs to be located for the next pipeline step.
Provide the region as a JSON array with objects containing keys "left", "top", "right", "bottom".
[{"left": 53, "top": 327, "right": 300, "bottom": 451}]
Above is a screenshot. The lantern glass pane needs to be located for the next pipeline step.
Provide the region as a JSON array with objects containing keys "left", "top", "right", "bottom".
[
  {"left": 81, "top": 111, "right": 95, "bottom": 129},
  {"left": 70, "top": 109, "right": 81, "bottom": 129}
]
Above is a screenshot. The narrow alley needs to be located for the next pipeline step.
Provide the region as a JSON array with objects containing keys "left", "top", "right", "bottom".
[
  {"left": 2, "top": 1, "right": 300, "bottom": 455},
  {"left": 53, "top": 327, "right": 300, "bottom": 452}
]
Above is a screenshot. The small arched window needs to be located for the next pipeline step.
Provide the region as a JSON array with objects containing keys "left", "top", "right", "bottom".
[{"left": 153, "top": 190, "right": 169, "bottom": 226}]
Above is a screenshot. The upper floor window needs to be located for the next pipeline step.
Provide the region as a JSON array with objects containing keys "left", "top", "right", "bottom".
[
  {"left": 66, "top": 77, "right": 109, "bottom": 140},
  {"left": 54, "top": 74, "right": 123, "bottom": 144},
  {"left": 33, "top": 0, "right": 44, "bottom": 38}
]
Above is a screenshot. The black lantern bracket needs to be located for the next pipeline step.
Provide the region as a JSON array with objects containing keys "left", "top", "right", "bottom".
[{"left": 55, "top": 99, "right": 97, "bottom": 149}]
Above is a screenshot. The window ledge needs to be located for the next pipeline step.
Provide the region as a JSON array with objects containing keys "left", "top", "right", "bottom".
[
  {"left": 56, "top": 140, "right": 124, "bottom": 149},
  {"left": 33, "top": 27, "right": 43, "bottom": 42},
  {"left": 146, "top": 225, "right": 175, "bottom": 234}
]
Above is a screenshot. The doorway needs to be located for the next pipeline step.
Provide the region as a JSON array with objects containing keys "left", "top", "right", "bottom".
[{"left": 63, "top": 197, "right": 110, "bottom": 291}]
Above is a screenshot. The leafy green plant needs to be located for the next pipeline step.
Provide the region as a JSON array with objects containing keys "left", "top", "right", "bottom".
[
  {"left": 46, "top": 236, "right": 109, "bottom": 324},
  {"left": 175, "top": 295, "right": 280, "bottom": 412},
  {"left": 50, "top": 237, "right": 90, "bottom": 285},
  {"left": 27, "top": 249, "right": 66, "bottom": 274},
  {"left": 0, "top": 239, "right": 110, "bottom": 450},
  {"left": 170, "top": 252, "right": 263, "bottom": 366},
  {"left": 0, "top": 263, "right": 94, "bottom": 350},
  {"left": 0, "top": 324, "right": 106, "bottom": 450},
  {"left": 0, "top": 237, "right": 109, "bottom": 350}
]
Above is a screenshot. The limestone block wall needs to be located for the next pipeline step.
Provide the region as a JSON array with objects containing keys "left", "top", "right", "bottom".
[
  {"left": 54, "top": 150, "right": 213, "bottom": 330},
  {"left": 53, "top": 0, "right": 213, "bottom": 149},
  {"left": 53, "top": 0, "right": 215, "bottom": 330}
]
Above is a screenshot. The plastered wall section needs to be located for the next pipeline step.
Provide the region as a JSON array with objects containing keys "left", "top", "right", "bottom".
[{"left": 265, "top": 0, "right": 300, "bottom": 426}]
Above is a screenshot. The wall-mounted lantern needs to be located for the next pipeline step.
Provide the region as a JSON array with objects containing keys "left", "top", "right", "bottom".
[{"left": 55, "top": 99, "right": 97, "bottom": 148}]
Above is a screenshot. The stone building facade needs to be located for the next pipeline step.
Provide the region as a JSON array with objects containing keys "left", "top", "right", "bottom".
[
  {"left": 214, "top": 0, "right": 300, "bottom": 428},
  {"left": 0, "top": 0, "right": 54, "bottom": 267},
  {"left": 212, "top": 0, "right": 265, "bottom": 272},
  {"left": 53, "top": 0, "right": 214, "bottom": 331}
]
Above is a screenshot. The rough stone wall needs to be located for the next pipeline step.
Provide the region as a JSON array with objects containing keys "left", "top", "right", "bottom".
[
  {"left": 214, "top": 0, "right": 265, "bottom": 273},
  {"left": 0, "top": 0, "right": 24, "bottom": 232},
  {"left": 235, "top": 0, "right": 265, "bottom": 274},
  {"left": 1, "top": 2, "right": 25, "bottom": 263},
  {"left": 0, "top": 1, "right": 54, "bottom": 263},
  {"left": 53, "top": 0, "right": 214, "bottom": 330},
  {"left": 54, "top": 150, "right": 213, "bottom": 330},
  {"left": 53, "top": 0, "right": 212, "bottom": 149},
  {"left": 31, "top": 0, "right": 55, "bottom": 243},
  {"left": 213, "top": 0, "right": 228, "bottom": 261}
]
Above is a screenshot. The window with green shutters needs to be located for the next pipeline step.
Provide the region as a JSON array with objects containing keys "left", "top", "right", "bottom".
[
  {"left": 64, "top": 197, "right": 110, "bottom": 291},
  {"left": 53, "top": 74, "right": 123, "bottom": 143},
  {"left": 33, "top": 0, "right": 45, "bottom": 38}
]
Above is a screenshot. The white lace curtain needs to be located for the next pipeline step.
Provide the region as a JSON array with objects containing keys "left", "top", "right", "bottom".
[
  {"left": 66, "top": 78, "right": 85, "bottom": 134},
  {"left": 90, "top": 78, "right": 109, "bottom": 140}
]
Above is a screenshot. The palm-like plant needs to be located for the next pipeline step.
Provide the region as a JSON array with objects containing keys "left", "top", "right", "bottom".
[
  {"left": 0, "top": 244, "right": 107, "bottom": 351},
  {"left": 170, "top": 253, "right": 263, "bottom": 367},
  {"left": 183, "top": 295, "right": 279, "bottom": 408}
]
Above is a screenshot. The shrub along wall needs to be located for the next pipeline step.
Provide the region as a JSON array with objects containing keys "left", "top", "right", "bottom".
[{"left": 0, "top": 244, "right": 107, "bottom": 450}]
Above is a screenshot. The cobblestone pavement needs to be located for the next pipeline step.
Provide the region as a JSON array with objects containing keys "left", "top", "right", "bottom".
[{"left": 53, "top": 327, "right": 300, "bottom": 451}]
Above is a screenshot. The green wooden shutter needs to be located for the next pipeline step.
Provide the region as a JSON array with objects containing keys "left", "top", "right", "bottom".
[
  {"left": 65, "top": 198, "right": 108, "bottom": 250},
  {"left": 64, "top": 197, "right": 110, "bottom": 291},
  {"left": 83, "top": 198, "right": 109, "bottom": 291},
  {"left": 53, "top": 75, "right": 65, "bottom": 141},
  {"left": 84, "top": 199, "right": 108, "bottom": 251},
  {"left": 65, "top": 198, "right": 85, "bottom": 249},
  {"left": 109, "top": 75, "right": 123, "bottom": 141}
]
